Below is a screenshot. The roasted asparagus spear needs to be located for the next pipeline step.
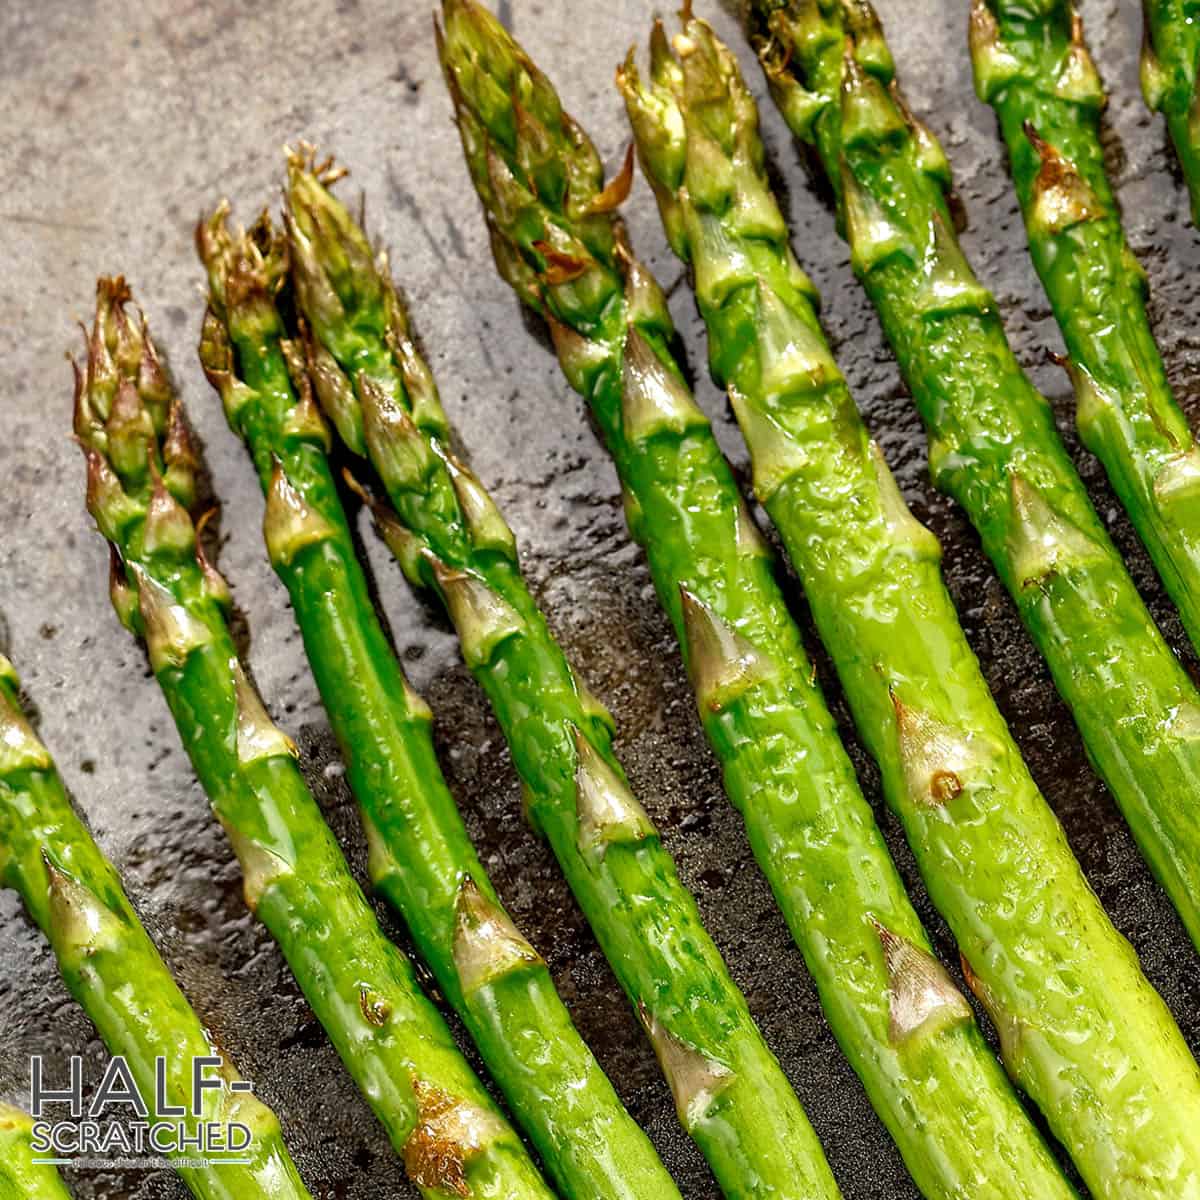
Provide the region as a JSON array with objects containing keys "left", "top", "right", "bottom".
[
  {"left": 196, "top": 200, "right": 682, "bottom": 1200},
  {"left": 1141, "top": 0, "right": 1200, "bottom": 222},
  {"left": 74, "top": 278, "right": 557, "bottom": 1200},
  {"left": 624, "top": 11, "right": 1200, "bottom": 1198},
  {"left": 972, "top": 0, "right": 1200, "bottom": 654},
  {"left": 0, "top": 1104, "right": 72, "bottom": 1200},
  {"left": 0, "top": 651, "right": 314, "bottom": 1200}
]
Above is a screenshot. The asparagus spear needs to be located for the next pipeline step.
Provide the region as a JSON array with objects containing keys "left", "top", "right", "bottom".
[
  {"left": 73, "top": 277, "right": 556, "bottom": 1200},
  {"left": 623, "top": 12, "right": 1200, "bottom": 1197},
  {"left": 196, "top": 201, "right": 681, "bottom": 1200},
  {"left": 972, "top": 0, "right": 1200, "bottom": 656},
  {"left": 1141, "top": 0, "right": 1200, "bottom": 222},
  {"left": 296, "top": 21, "right": 843, "bottom": 1200},
  {"left": 744, "top": 0, "right": 1200, "bottom": 958},
  {"left": 0, "top": 651, "right": 313, "bottom": 1200},
  {"left": 0, "top": 1104, "right": 72, "bottom": 1200}
]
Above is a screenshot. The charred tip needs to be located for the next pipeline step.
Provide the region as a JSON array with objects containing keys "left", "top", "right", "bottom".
[
  {"left": 530, "top": 239, "right": 590, "bottom": 285},
  {"left": 584, "top": 142, "right": 635, "bottom": 215},
  {"left": 402, "top": 1078, "right": 504, "bottom": 1199},
  {"left": 1026, "top": 127, "right": 1102, "bottom": 235}
]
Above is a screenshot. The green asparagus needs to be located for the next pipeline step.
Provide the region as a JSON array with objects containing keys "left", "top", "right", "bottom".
[
  {"left": 972, "top": 0, "right": 1200, "bottom": 656},
  {"left": 745, "top": 0, "right": 1200, "bottom": 961},
  {"left": 1141, "top": 0, "right": 1200, "bottom": 222},
  {"left": 625, "top": 11, "right": 1200, "bottom": 1198},
  {"left": 0, "top": 649, "right": 313, "bottom": 1200},
  {"left": 0, "top": 1104, "right": 72, "bottom": 1200},
  {"left": 73, "top": 276, "right": 556, "bottom": 1200},
  {"left": 196, "top": 198, "right": 681, "bottom": 1200},
  {"left": 290, "top": 14, "right": 846, "bottom": 1197}
]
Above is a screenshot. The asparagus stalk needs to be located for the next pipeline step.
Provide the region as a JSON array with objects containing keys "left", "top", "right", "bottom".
[
  {"left": 0, "top": 1105, "right": 72, "bottom": 1200},
  {"left": 972, "top": 0, "right": 1200, "bottom": 656},
  {"left": 744, "top": 0, "right": 1200, "bottom": 963},
  {"left": 1141, "top": 0, "right": 1200, "bottom": 222},
  {"left": 294, "top": 19, "right": 844, "bottom": 1200},
  {"left": 195, "top": 201, "right": 681, "bottom": 1200},
  {"left": 0, "top": 651, "right": 313, "bottom": 1200},
  {"left": 73, "top": 277, "right": 556, "bottom": 1200},
  {"left": 623, "top": 12, "right": 1200, "bottom": 1197}
]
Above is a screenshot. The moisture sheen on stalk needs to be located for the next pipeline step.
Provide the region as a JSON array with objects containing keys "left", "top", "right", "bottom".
[
  {"left": 1141, "top": 0, "right": 1200, "bottom": 222},
  {"left": 333, "top": 5, "right": 850, "bottom": 1196}
]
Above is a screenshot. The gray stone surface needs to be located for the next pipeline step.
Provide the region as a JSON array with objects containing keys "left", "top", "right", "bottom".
[{"left": 1, "top": 0, "right": 1198, "bottom": 1196}]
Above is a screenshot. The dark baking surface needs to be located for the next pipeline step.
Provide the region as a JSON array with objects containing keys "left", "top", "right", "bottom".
[{"left": 2, "top": 0, "right": 1199, "bottom": 1196}]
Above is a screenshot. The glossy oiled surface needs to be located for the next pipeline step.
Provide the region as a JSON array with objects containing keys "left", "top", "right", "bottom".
[{"left": 1, "top": 1, "right": 1199, "bottom": 1198}]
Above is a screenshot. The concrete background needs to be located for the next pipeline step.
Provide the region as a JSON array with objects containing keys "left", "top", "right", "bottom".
[{"left": 2, "top": 0, "right": 1199, "bottom": 1196}]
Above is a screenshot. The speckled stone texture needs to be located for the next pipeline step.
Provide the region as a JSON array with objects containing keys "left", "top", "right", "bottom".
[{"left": 1, "top": 0, "right": 1198, "bottom": 1197}]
